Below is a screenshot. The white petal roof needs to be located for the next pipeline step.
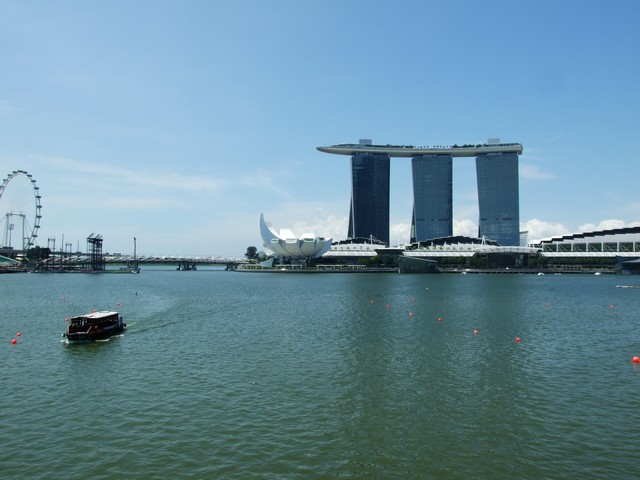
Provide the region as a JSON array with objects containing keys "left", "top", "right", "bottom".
[{"left": 260, "top": 213, "right": 332, "bottom": 258}]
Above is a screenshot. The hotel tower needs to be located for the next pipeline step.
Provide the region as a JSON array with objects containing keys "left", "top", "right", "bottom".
[{"left": 317, "top": 139, "right": 523, "bottom": 246}]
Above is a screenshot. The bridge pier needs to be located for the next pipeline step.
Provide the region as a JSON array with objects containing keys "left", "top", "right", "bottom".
[{"left": 177, "top": 261, "right": 197, "bottom": 271}]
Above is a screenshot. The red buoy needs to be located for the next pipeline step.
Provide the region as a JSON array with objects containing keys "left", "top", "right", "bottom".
[
  {"left": 65, "top": 317, "right": 70, "bottom": 322},
  {"left": 16, "top": 332, "right": 21, "bottom": 337},
  {"left": 633, "top": 356, "right": 640, "bottom": 364},
  {"left": 409, "top": 311, "right": 414, "bottom": 317},
  {"left": 473, "top": 329, "right": 478, "bottom": 335},
  {"left": 516, "top": 337, "right": 521, "bottom": 343},
  {"left": 11, "top": 338, "right": 17, "bottom": 345},
  {"left": 437, "top": 317, "right": 442, "bottom": 323}
]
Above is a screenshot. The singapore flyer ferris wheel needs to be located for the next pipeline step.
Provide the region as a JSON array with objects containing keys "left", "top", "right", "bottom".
[{"left": 0, "top": 170, "right": 42, "bottom": 250}]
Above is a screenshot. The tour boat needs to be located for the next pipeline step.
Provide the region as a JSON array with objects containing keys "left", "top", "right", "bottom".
[{"left": 63, "top": 311, "right": 126, "bottom": 343}]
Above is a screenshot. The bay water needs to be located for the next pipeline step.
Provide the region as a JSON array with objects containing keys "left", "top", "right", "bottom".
[{"left": 2, "top": 269, "right": 640, "bottom": 479}]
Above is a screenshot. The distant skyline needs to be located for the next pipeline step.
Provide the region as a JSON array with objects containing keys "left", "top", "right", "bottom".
[{"left": 1, "top": 1, "right": 639, "bottom": 256}]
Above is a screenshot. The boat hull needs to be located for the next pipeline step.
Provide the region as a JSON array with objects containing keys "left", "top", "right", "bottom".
[{"left": 64, "top": 324, "right": 126, "bottom": 344}]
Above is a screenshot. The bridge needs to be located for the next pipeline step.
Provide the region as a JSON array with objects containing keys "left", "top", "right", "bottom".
[
  {"left": 105, "top": 253, "right": 246, "bottom": 270},
  {"left": 105, "top": 253, "right": 244, "bottom": 265},
  {"left": 0, "top": 247, "right": 246, "bottom": 271}
]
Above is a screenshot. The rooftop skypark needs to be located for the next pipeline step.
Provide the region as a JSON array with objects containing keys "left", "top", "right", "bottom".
[{"left": 317, "top": 140, "right": 523, "bottom": 158}]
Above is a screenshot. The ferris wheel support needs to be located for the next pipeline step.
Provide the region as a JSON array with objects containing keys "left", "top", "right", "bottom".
[{"left": 3, "top": 213, "right": 25, "bottom": 249}]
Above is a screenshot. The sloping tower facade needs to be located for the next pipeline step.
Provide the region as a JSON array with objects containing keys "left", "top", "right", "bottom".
[
  {"left": 349, "top": 153, "right": 390, "bottom": 245},
  {"left": 476, "top": 152, "right": 520, "bottom": 246},
  {"left": 411, "top": 155, "right": 453, "bottom": 243}
]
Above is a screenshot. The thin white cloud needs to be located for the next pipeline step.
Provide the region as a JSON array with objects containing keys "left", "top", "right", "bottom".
[
  {"left": 626, "top": 202, "right": 640, "bottom": 215},
  {"left": 34, "top": 155, "right": 227, "bottom": 192},
  {"left": 46, "top": 192, "right": 194, "bottom": 212},
  {"left": 237, "top": 170, "right": 294, "bottom": 199},
  {"left": 454, "top": 204, "right": 479, "bottom": 221},
  {"left": 520, "top": 163, "right": 557, "bottom": 180},
  {"left": 0, "top": 100, "right": 19, "bottom": 116}
]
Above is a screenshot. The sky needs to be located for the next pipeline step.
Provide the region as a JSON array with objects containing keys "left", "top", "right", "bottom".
[{"left": 1, "top": 0, "right": 639, "bottom": 257}]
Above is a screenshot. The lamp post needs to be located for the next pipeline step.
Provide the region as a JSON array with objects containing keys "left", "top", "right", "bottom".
[
  {"left": 132, "top": 237, "right": 139, "bottom": 273},
  {"left": 8, "top": 223, "right": 14, "bottom": 248}
]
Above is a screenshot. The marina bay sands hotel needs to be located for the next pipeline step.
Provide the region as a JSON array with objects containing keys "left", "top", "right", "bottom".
[{"left": 317, "top": 139, "right": 523, "bottom": 247}]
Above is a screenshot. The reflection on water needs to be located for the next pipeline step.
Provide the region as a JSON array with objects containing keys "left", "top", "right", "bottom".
[{"left": 1, "top": 270, "right": 640, "bottom": 479}]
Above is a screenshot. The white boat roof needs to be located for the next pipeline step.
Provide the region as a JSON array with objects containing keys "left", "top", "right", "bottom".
[{"left": 75, "top": 311, "right": 119, "bottom": 319}]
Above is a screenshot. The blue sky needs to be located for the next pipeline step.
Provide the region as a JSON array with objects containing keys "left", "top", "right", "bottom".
[{"left": 1, "top": 1, "right": 639, "bottom": 257}]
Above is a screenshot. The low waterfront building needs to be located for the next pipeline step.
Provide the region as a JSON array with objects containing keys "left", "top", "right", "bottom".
[
  {"left": 401, "top": 236, "right": 538, "bottom": 270},
  {"left": 531, "top": 226, "right": 640, "bottom": 255},
  {"left": 321, "top": 237, "right": 385, "bottom": 261},
  {"left": 530, "top": 226, "right": 640, "bottom": 273},
  {"left": 0, "top": 254, "right": 24, "bottom": 273}
]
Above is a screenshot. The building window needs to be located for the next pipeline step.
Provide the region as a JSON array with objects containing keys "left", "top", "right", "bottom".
[
  {"left": 620, "top": 242, "right": 633, "bottom": 252},
  {"left": 588, "top": 243, "right": 602, "bottom": 252}
]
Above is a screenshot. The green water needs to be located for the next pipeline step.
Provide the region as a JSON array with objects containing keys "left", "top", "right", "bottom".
[{"left": 1, "top": 269, "right": 640, "bottom": 479}]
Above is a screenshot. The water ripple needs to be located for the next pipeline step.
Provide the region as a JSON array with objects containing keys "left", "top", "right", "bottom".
[{"left": 2, "top": 272, "right": 640, "bottom": 478}]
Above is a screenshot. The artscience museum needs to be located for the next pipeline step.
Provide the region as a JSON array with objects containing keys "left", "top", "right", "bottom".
[{"left": 259, "top": 214, "right": 332, "bottom": 260}]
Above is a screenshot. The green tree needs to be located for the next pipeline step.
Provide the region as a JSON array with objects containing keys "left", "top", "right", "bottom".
[
  {"left": 380, "top": 254, "right": 398, "bottom": 267},
  {"left": 245, "top": 246, "right": 258, "bottom": 260},
  {"left": 25, "top": 246, "right": 51, "bottom": 263}
]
